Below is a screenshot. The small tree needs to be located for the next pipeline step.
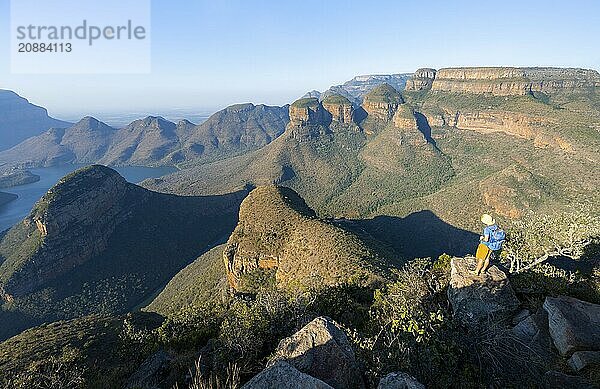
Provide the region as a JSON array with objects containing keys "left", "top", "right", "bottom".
[{"left": 502, "top": 205, "right": 600, "bottom": 272}]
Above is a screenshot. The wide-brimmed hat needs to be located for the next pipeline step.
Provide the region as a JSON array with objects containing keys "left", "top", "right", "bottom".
[{"left": 481, "top": 213, "right": 496, "bottom": 226}]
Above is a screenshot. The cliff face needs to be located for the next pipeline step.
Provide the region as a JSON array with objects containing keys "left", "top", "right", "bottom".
[
  {"left": 0, "top": 166, "right": 144, "bottom": 298},
  {"left": 404, "top": 68, "right": 436, "bottom": 91},
  {"left": 424, "top": 110, "right": 572, "bottom": 151},
  {"left": 223, "top": 186, "right": 387, "bottom": 292},
  {"left": 289, "top": 98, "right": 329, "bottom": 126},
  {"left": 321, "top": 94, "right": 354, "bottom": 124},
  {"left": 405, "top": 67, "right": 600, "bottom": 96},
  {"left": 361, "top": 83, "right": 404, "bottom": 120},
  {"left": 391, "top": 105, "right": 427, "bottom": 146}
]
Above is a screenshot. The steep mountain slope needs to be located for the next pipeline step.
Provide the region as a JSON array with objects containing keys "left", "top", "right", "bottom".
[
  {"left": 304, "top": 73, "right": 412, "bottom": 105},
  {"left": 0, "top": 90, "right": 71, "bottom": 150},
  {"left": 0, "top": 165, "right": 245, "bottom": 340},
  {"left": 99, "top": 116, "right": 179, "bottom": 166},
  {"left": 0, "top": 117, "right": 116, "bottom": 166},
  {"left": 144, "top": 244, "right": 228, "bottom": 316},
  {"left": 0, "top": 103, "right": 289, "bottom": 168},
  {"left": 223, "top": 185, "right": 391, "bottom": 293},
  {"left": 175, "top": 103, "right": 289, "bottom": 165}
]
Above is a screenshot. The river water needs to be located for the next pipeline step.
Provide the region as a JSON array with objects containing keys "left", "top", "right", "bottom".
[{"left": 0, "top": 165, "right": 176, "bottom": 232}]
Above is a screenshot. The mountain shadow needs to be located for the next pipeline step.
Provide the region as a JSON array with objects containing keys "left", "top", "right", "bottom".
[
  {"left": 414, "top": 111, "right": 437, "bottom": 148},
  {"left": 0, "top": 166, "right": 248, "bottom": 341},
  {"left": 337, "top": 210, "right": 479, "bottom": 260}
]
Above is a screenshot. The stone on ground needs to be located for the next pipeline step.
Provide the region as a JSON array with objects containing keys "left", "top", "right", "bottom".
[
  {"left": 447, "top": 257, "right": 519, "bottom": 324},
  {"left": 242, "top": 361, "right": 333, "bottom": 389},
  {"left": 377, "top": 371, "right": 425, "bottom": 389},
  {"left": 543, "top": 296, "right": 600, "bottom": 356},
  {"left": 269, "top": 316, "right": 365, "bottom": 389}
]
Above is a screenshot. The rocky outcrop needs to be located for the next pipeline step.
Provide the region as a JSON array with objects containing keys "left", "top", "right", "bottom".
[
  {"left": 361, "top": 84, "right": 404, "bottom": 120},
  {"left": 322, "top": 94, "right": 354, "bottom": 124},
  {"left": 0, "top": 165, "right": 144, "bottom": 299},
  {"left": 269, "top": 317, "right": 365, "bottom": 389},
  {"left": 543, "top": 296, "right": 600, "bottom": 357},
  {"left": 377, "top": 372, "right": 425, "bottom": 389},
  {"left": 242, "top": 361, "right": 333, "bottom": 389},
  {"left": 391, "top": 105, "right": 427, "bottom": 146},
  {"left": 404, "top": 68, "right": 436, "bottom": 91},
  {"left": 126, "top": 350, "right": 174, "bottom": 389},
  {"left": 289, "top": 98, "right": 329, "bottom": 126},
  {"left": 223, "top": 186, "right": 387, "bottom": 292},
  {"left": 404, "top": 67, "right": 600, "bottom": 96},
  {"left": 447, "top": 257, "right": 519, "bottom": 324}
]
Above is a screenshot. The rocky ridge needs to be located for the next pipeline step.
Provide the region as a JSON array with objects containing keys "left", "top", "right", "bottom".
[{"left": 405, "top": 67, "right": 600, "bottom": 95}]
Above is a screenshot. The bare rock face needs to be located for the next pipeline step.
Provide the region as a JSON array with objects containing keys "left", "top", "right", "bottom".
[
  {"left": 409, "top": 67, "right": 600, "bottom": 96},
  {"left": 269, "top": 317, "right": 365, "bottom": 389},
  {"left": 377, "top": 372, "right": 425, "bottom": 389},
  {"left": 543, "top": 296, "right": 600, "bottom": 357},
  {"left": 0, "top": 165, "right": 146, "bottom": 299},
  {"left": 404, "top": 68, "right": 436, "bottom": 91},
  {"left": 361, "top": 84, "right": 404, "bottom": 121},
  {"left": 391, "top": 105, "right": 427, "bottom": 146},
  {"left": 322, "top": 94, "right": 354, "bottom": 124},
  {"left": 289, "top": 98, "right": 329, "bottom": 127},
  {"left": 242, "top": 361, "right": 333, "bottom": 389},
  {"left": 223, "top": 185, "right": 386, "bottom": 292},
  {"left": 447, "top": 257, "right": 519, "bottom": 324}
]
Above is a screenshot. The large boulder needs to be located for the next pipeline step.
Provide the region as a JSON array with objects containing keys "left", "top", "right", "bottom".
[
  {"left": 543, "top": 296, "right": 600, "bottom": 356},
  {"left": 126, "top": 350, "right": 174, "bottom": 389},
  {"left": 568, "top": 351, "right": 600, "bottom": 372},
  {"left": 377, "top": 371, "right": 425, "bottom": 389},
  {"left": 242, "top": 361, "right": 333, "bottom": 389},
  {"left": 269, "top": 316, "right": 365, "bottom": 389},
  {"left": 511, "top": 309, "right": 558, "bottom": 366},
  {"left": 447, "top": 257, "right": 519, "bottom": 324}
]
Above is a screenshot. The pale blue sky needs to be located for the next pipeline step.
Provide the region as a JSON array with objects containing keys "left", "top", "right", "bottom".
[{"left": 1, "top": 0, "right": 599, "bottom": 119}]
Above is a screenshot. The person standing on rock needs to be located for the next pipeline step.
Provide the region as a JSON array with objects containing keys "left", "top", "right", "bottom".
[{"left": 474, "top": 213, "right": 506, "bottom": 275}]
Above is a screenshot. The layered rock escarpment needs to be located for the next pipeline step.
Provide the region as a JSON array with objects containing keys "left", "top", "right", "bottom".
[
  {"left": 391, "top": 104, "right": 427, "bottom": 146},
  {"left": 404, "top": 68, "right": 436, "bottom": 91},
  {"left": 289, "top": 98, "right": 329, "bottom": 126},
  {"left": 222, "top": 185, "right": 387, "bottom": 292},
  {"left": 424, "top": 109, "right": 572, "bottom": 151},
  {"left": 405, "top": 67, "right": 600, "bottom": 96},
  {"left": 0, "top": 165, "right": 147, "bottom": 299},
  {"left": 321, "top": 94, "right": 354, "bottom": 124},
  {"left": 361, "top": 83, "right": 404, "bottom": 120}
]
